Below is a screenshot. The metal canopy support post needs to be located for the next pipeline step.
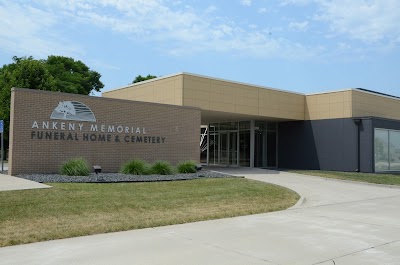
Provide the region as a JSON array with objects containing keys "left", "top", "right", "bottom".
[
  {"left": 250, "top": 120, "right": 255, "bottom": 168},
  {"left": 353, "top": 118, "right": 362, "bottom": 172}
]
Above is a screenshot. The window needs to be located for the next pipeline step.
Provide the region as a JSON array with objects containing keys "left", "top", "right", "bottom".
[{"left": 374, "top": 128, "right": 400, "bottom": 171}]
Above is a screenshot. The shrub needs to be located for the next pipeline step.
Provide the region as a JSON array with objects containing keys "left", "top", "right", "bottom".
[
  {"left": 177, "top": 161, "right": 197, "bottom": 173},
  {"left": 60, "top": 157, "right": 90, "bottom": 176},
  {"left": 120, "top": 160, "right": 150, "bottom": 175},
  {"left": 150, "top": 161, "right": 174, "bottom": 175}
]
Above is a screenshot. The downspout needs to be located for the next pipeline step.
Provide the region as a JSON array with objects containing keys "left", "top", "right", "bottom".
[{"left": 353, "top": 119, "right": 362, "bottom": 172}]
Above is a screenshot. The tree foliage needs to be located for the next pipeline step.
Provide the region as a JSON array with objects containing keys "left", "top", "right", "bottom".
[
  {"left": 0, "top": 55, "right": 104, "bottom": 155},
  {"left": 132, "top": 74, "right": 157, "bottom": 84},
  {"left": 46, "top": 56, "right": 103, "bottom": 94}
]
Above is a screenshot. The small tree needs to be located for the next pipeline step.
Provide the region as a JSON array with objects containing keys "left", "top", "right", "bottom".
[
  {"left": 132, "top": 74, "right": 157, "bottom": 84},
  {"left": 0, "top": 55, "right": 104, "bottom": 153}
]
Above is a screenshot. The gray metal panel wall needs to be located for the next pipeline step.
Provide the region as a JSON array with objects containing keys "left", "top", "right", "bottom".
[
  {"left": 278, "top": 118, "right": 363, "bottom": 172},
  {"left": 359, "top": 119, "right": 373, "bottom": 172},
  {"left": 278, "top": 121, "right": 319, "bottom": 170}
]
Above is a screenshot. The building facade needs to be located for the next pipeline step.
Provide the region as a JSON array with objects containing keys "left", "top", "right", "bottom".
[{"left": 104, "top": 72, "right": 400, "bottom": 173}]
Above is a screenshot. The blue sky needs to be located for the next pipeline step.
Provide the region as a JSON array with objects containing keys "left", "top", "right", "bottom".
[{"left": 0, "top": 0, "right": 399, "bottom": 96}]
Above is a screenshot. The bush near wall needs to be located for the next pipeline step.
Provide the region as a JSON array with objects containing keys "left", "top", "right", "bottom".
[
  {"left": 60, "top": 158, "right": 90, "bottom": 176},
  {"left": 120, "top": 160, "right": 196, "bottom": 175},
  {"left": 120, "top": 160, "right": 150, "bottom": 175},
  {"left": 150, "top": 161, "right": 174, "bottom": 175},
  {"left": 177, "top": 161, "right": 197, "bottom": 173}
]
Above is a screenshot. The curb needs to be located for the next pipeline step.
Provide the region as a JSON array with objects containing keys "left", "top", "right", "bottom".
[
  {"left": 286, "top": 171, "right": 400, "bottom": 190},
  {"left": 289, "top": 196, "right": 306, "bottom": 209}
]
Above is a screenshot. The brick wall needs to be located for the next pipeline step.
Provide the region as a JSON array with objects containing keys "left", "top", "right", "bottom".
[{"left": 9, "top": 88, "right": 201, "bottom": 175}]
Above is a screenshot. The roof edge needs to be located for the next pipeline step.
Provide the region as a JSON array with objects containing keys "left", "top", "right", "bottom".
[
  {"left": 306, "top": 88, "right": 354, "bottom": 96},
  {"left": 180, "top": 72, "right": 305, "bottom": 95},
  {"left": 103, "top": 72, "right": 305, "bottom": 96},
  {"left": 102, "top": 72, "right": 185, "bottom": 94}
]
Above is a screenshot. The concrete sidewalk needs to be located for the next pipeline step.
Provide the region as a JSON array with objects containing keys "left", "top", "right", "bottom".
[
  {"left": 0, "top": 174, "right": 50, "bottom": 191},
  {"left": 1, "top": 168, "right": 400, "bottom": 264}
]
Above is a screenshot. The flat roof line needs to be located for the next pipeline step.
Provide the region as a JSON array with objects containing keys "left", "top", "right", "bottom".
[
  {"left": 305, "top": 88, "right": 354, "bottom": 96},
  {"left": 103, "top": 72, "right": 399, "bottom": 102},
  {"left": 179, "top": 72, "right": 305, "bottom": 95},
  {"left": 355, "top": 88, "right": 400, "bottom": 100},
  {"left": 102, "top": 72, "right": 185, "bottom": 94},
  {"left": 103, "top": 72, "right": 305, "bottom": 96}
]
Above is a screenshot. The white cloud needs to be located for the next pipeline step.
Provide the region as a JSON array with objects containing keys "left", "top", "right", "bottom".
[
  {"left": 280, "top": 0, "right": 313, "bottom": 6},
  {"left": 240, "top": 0, "right": 252, "bottom": 6},
  {"left": 258, "top": 7, "right": 268, "bottom": 14},
  {"left": 289, "top": 21, "right": 309, "bottom": 32},
  {"left": 0, "top": 0, "right": 322, "bottom": 60},
  {"left": 314, "top": 0, "right": 400, "bottom": 43},
  {"left": 205, "top": 5, "right": 217, "bottom": 13},
  {"left": 0, "top": 2, "right": 82, "bottom": 57}
]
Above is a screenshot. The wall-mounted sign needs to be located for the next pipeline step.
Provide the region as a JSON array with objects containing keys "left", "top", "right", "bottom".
[{"left": 30, "top": 100, "right": 165, "bottom": 144}]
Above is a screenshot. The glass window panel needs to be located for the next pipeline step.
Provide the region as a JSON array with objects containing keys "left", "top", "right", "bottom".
[
  {"left": 389, "top": 131, "right": 400, "bottom": 171},
  {"left": 239, "top": 121, "right": 250, "bottom": 130},
  {"left": 267, "top": 131, "right": 277, "bottom": 167},
  {"left": 209, "top": 132, "right": 219, "bottom": 164},
  {"left": 239, "top": 131, "right": 250, "bottom": 167},
  {"left": 374, "top": 129, "right": 389, "bottom": 172},
  {"left": 209, "top": 123, "right": 219, "bottom": 132},
  {"left": 220, "top": 132, "right": 229, "bottom": 165},
  {"left": 255, "top": 121, "right": 267, "bottom": 131},
  {"left": 219, "top": 122, "right": 238, "bottom": 131},
  {"left": 229, "top": 132, "right": 238, "bottom": 166},
  {"left": 267, "top": 122, "right": 277, "bottom": 132}
]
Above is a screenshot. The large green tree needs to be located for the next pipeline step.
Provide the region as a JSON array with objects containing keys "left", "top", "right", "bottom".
[
  {"left": 0, "top": 56, "right": 104, "bottom": 156},
  {"left": 132, "top": 74, "right": 157, "bottom": 84},
  {"left": 45, "top": 56, "right": 103, "bottom": 94}
]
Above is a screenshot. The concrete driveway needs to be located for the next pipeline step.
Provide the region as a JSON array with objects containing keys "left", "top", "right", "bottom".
[{"left": 1, "top": 168, "right": 400, "bottom": 265}]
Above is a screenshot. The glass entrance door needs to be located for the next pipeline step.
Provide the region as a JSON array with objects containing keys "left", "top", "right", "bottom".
[
  {"left": 229, "top": 131, "right": 238, "bottom": 165},
  {"left": 219, "top": 132, "right": 238, "bottom": 166},
  {"left": 220, "top": 132, "right": 229, "bottom": 165}
]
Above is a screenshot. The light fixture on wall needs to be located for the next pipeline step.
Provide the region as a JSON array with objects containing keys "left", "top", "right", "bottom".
[{"left": 93, "top": 165, "right": 102, "bottom": 174}]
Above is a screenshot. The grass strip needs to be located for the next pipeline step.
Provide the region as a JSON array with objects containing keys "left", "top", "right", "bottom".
[
  {"left": 0, "top": 178, "right": 299, "bottom": 247},
  {"left": 288, "top": 170, "right": 400, "bottom": 186}
]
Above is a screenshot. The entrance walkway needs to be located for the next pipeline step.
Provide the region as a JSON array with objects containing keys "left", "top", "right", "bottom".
[
  {"left": 0, "top": 174, "right": 50, "bottom": 191},
  {"left": 1, "top": 168, "right": 400, "bottom": 264}
]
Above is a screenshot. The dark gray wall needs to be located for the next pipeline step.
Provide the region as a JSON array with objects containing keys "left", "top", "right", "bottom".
[
  {"left": 278, "top": 118, "right": 370, "bottom": 172},
  {"left": 372, "top": 118, "right": 400, "bottom": 131},
  {"left": 359, "top": 119, "right": 373, "bottom": 172},
  {"left": 278, "top": 117, "right": 400, "bottom": 173}
]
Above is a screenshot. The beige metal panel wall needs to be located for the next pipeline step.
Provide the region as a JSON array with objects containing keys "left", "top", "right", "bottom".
[
  {"left": 182, "top": 74, "right": 305, "bottom": 120},
  {"left": 258, "top": 89, "right": 304, "bottom": 120},
  {"left": 352, "top": 90, "right": 400, "bottom": 120},
  {"left": 103, "top": 75, "right": 183, "bottom": 106},
  {"left": 305, "top": 90, "right": 352, "bottom": 120}
]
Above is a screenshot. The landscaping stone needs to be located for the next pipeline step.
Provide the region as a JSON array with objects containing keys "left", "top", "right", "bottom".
[{"left": 17, "top": 171, "right": 236, "bottom": 183}]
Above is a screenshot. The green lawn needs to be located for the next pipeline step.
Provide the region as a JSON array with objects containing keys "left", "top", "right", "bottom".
[
  {"left": 288, "top": 170, "right": 400, "bottom": 186},
  {"left": 0, "top": 178, "right": 299, "bottom": 247}
]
